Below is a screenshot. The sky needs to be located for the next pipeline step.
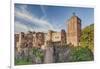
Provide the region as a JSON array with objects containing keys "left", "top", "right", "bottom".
[{"left": 14, "top": 3, "right": 94, "bottom": 33}]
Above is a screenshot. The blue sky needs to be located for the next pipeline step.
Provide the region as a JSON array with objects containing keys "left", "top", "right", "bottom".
[{"left": 14, "top": 4, "right": 94, "bottom": 33}]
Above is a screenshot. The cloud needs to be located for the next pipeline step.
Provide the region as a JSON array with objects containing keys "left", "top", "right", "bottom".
[
  {"left": 14, "top": 4, "right": 54, "bottom": 33},
  {"left": 15, "top": 21, "right": 29, "bottom": 32},
  {"left": 40, "top": 5, "right": 47, "bottom": 19}
]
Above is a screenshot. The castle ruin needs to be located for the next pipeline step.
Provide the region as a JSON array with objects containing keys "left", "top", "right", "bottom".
[{"left": 15, "top": 13, "right": 81, "bottom": 53}]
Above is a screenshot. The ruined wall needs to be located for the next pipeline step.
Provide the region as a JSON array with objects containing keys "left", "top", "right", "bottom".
[
  {"left": 46, "top": 30, "right": 66, "bottom": 44},
  {"left": 44, "top": 46, "right": 54, "bottom": 63},
  {"left": 52, "top": 32, "right": 61, "bottom": 42},
  {"left": 44, "top": 42, "right": 71, "bottom": 63}
]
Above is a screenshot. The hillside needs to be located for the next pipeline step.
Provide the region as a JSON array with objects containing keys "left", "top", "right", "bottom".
[{"left": 80, "top": 24, "right": 94, "bottom": 51}]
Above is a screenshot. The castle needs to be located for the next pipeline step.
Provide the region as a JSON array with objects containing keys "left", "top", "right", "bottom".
[{"left": 15, "top": 13, "right": 81, "bottom": 53}]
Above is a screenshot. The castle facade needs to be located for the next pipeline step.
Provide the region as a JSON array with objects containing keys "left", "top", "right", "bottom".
[{"left": 15, "top": 13, "right": 81, "bottom": 53}]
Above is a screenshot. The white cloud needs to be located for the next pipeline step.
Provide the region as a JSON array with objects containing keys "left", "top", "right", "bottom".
[
  {"left": 40, "top": 5, "right": 47, "bottom": 19},
  {"left": 15, "top": 21, "right": 28, "bottom": 33},
  {"left": 15, "top": 5, "right": 54, "bottom": 33}
]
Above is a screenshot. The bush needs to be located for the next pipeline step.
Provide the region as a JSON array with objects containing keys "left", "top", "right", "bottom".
[
  {"left": 70, "top": 46, "right": 94, "bottom": 62},
  {"left": 32, "top": 48, "right": 44, "bottom": 63}
]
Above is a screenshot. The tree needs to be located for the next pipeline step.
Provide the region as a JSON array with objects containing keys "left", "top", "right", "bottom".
[
  {"left": 80, "top": 24, "right": 94, "bottom": 52},
  {"left": 70, "top": 47, "right": 94, "bottom": 62}
]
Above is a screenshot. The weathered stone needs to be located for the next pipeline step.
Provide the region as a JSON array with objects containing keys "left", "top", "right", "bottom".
[{"left": 44, "top": 46, "right": 54, "bottom": 63}]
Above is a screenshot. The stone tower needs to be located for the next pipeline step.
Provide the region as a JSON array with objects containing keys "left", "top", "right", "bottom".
[
  {"left": 67, "top": 13, "right": 81, "bottom": 46},
  {"left": 61, "top": 29, "right": 66, "bottom": 45}
]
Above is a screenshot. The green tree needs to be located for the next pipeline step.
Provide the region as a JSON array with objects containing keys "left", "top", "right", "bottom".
[
  {"left": 80, "top": 24, "right": 94, "bottom": 51},
  {"left": 70, "top": 47, "right": 94, "bottom": 62}
]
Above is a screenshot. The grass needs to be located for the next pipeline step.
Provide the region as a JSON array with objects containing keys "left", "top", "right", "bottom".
[{"left": 15, "top": 57, "right": 32, "bottom": 65}]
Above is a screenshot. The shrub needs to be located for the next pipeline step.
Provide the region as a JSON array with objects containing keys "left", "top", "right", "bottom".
[{"left": 70, "top": 46, "right": 94, "bottom": 62}]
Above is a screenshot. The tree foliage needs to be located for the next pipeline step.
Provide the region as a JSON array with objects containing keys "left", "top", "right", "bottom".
[
  {"left": 32, "top": 48, "right": 44, "bottom": 63},
  {"left": 70, "top": 46, "right": 94, "bottom": 62},
  {"left": 80, "top": 24, "right": 94, "bottom": 51}
]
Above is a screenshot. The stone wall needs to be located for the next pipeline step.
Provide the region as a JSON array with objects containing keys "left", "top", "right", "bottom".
[
  {"left": 44, "top": 46, "right": 54, "bottom": 63},
  {"left": 44, "top": 42, "right": 71, "bottom": 63}
]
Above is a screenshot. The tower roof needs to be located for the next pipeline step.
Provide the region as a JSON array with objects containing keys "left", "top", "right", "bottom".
[{"left": 71, "top": 12, "right": 81, "bottom": 21}]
